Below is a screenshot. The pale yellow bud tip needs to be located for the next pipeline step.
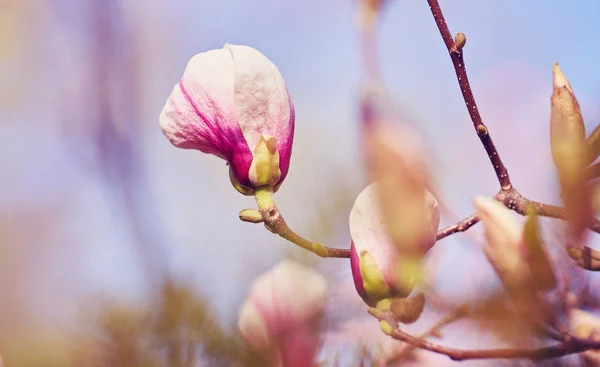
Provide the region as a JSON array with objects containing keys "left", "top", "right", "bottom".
[{"left": 553, "top": 63, "right": 573, "bottom": 92}]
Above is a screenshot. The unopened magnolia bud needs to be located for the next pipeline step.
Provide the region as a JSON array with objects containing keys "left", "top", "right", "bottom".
[
  {"left": 160, "top": 44, "right": 295, "bottom": 194},
  {"left": 523, "top": 208, "right": 556, "bottom": 291},
  {"left": 238, "top": 261, "right": 327, "bottom": 367},
  {"left": 551, "top": 63, "right": 586, "bottom": 170},
  {"left": 474, "top": 195, "right": 532, "bottom": 293},
  {"left": 349, "top": 184, "right": 437, "bottom": 306},
  {"left": 550, "top": 63, "right": 591, "bottom": 240},
  {"left": 454, "top": 32, "right": 466, "bottom": 49},
  {"left": 391, "top": 293, "right": 426, "bottom": 324},
  {"left": 551, "top": 64, "right": 585, "bottom": 168},
  {"left": 477, "top": 196, "right": 557, "bottom": 294}
]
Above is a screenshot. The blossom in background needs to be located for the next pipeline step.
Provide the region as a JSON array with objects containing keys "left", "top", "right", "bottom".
[
  {"left": 349, "top": 183, "right": 439, "bottom": 308},
  {"left": 474, "top": 195, "right": 556, "bottom": 294},
  {"left": 363, "top": 121, "right": 438, "bottom": 256},
  {"left": 159, "top": 43, "right": 295, "bottom": 195},
  {"left": 238, "top": 260, "right": 327, "bottom": 367}
]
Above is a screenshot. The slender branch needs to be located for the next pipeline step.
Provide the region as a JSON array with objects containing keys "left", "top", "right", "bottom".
[
  {"left": 425, "top": 0, "right": 600, "bottom": 241},
  {"left": 437, "top": 187, "right": 600, "bottom": 243},
  {"left": 436, "top": 214, "right": 479, "bottom": 241},
  {"left": 374, "top": 311, "right": 600, "bottom": 362},
  {"left": 495, "top": 188, "right": 600, "bottom": 234},
  {"left": 248, "top": 187, "right": 351, "bottom": 258},
  {"left": 386, "top": 306, "right": 468, "bottom": 364},
  {"left": 426, "top": 0, "right": 511, "bottom": 190},
  {"left": 389, "top": 325, "right": 591, "bottom": 361}
]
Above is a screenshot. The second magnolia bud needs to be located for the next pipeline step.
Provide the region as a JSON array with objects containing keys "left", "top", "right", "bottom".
[{"left": 349, "top": 183, "right": 439, "bottom": 307}]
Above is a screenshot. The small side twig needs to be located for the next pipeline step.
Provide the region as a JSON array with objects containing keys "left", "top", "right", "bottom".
[
  {"left": 436, "top": 188, "right": 600, "bottom": 243},
  {"left": 426, "top": 0, "right": 511, "bottom": 190},
  {"left": 389, "top": 325, "right": 592, "bottom": 361},
  {"left": 386, "top": 306, "right": 468, "bottom": 364},
  {"left": 247, "top": 187, "right": 351, "bottom": 259},
  {"left": 495, "top": 188, "right": 600, "bottom": 235},
  {"left": 436, "top": 214, "right": 479, "bottom": 241}
]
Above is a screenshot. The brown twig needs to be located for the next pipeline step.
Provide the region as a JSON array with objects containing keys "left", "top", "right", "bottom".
[
  {"left": 426, "top": 0, "right": 600, "bottom": 241},
  {"left": 389, "top": 326, "right": 592, "bottom": 361},
  {"left": 426, "top": 0, "right": 511, "bottom": 190},
  {"left": 436, "top": 214, "right": 479, "bottom": 241},
  {"left": 435, "top": 188, "right": 600, "bottom": 243},
  {"left": 494, "top": 188, "right": 600, "bottom": 234},
  {"left": 375, "top": 311, "right": 600, "bottom": 362},
  {"left": 253, "top": 187, "right": 351, "bottom": 258},
  {"left": 386, "top": 306, "right": 468, "bottom": 364}
]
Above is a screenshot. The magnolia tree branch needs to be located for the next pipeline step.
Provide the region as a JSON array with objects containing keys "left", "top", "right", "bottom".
[
  {"left": 389, "top": 325, "right": 591, "bottom": 361},
  {"left": 386, "top": 306, "right": 468, "bottom": 364},
  {"left": 495, "top": 188, "right": 600, "bottom": 234},
  {"left": 372, "top": 310, "right": 600, "bottom": 362},
  {"left": 427, "top": 0, "right": 511, "bottom": 190},
  {"left": 436, "top": 214, "right": 479, "bottom": 241},
  {"left": 436, "top": 189, "right": 600, "bottom": 242},
  {"left": 426, "top": 0, "right": 600, "bottom": 242}
]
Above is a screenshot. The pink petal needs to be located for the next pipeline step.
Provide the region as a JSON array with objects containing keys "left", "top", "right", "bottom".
[{"left": 349, "top": 184, "right": 403, "bottom": 296}]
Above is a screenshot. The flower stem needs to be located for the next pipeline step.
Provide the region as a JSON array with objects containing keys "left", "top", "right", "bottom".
[{"left": 252, "top": 187, "right": 350, "bottom": 258}]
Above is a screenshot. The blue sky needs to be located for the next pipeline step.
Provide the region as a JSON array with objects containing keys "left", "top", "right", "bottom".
[{"left": 2, "top": 0, "right": 600, "bottom": 363}]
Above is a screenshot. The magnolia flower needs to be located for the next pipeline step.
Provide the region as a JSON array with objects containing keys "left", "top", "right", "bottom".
[
  {"left": 349, "top": 183, "right": 439, "bottom": 307},
  {"left": 238, "top": 260, "right": 327, "bottom": 367},
  {"left": 160, "top": 44, "right": 295, "bottom": 195},
  {"left": 474, "top": 195, "right": 555, "bottom": 293}
]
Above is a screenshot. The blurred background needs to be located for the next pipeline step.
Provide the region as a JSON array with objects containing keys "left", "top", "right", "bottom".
[{"left": 1, "top": 0, "right": 599, "bottom": 365}]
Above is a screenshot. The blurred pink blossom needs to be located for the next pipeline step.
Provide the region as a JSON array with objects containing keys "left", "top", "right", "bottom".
[
  {"left": 238, "top": 260, "right": 327, "bottom": 367},
  {"left": 474, "top": 195, "right": 532, "bottom": 292}
]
